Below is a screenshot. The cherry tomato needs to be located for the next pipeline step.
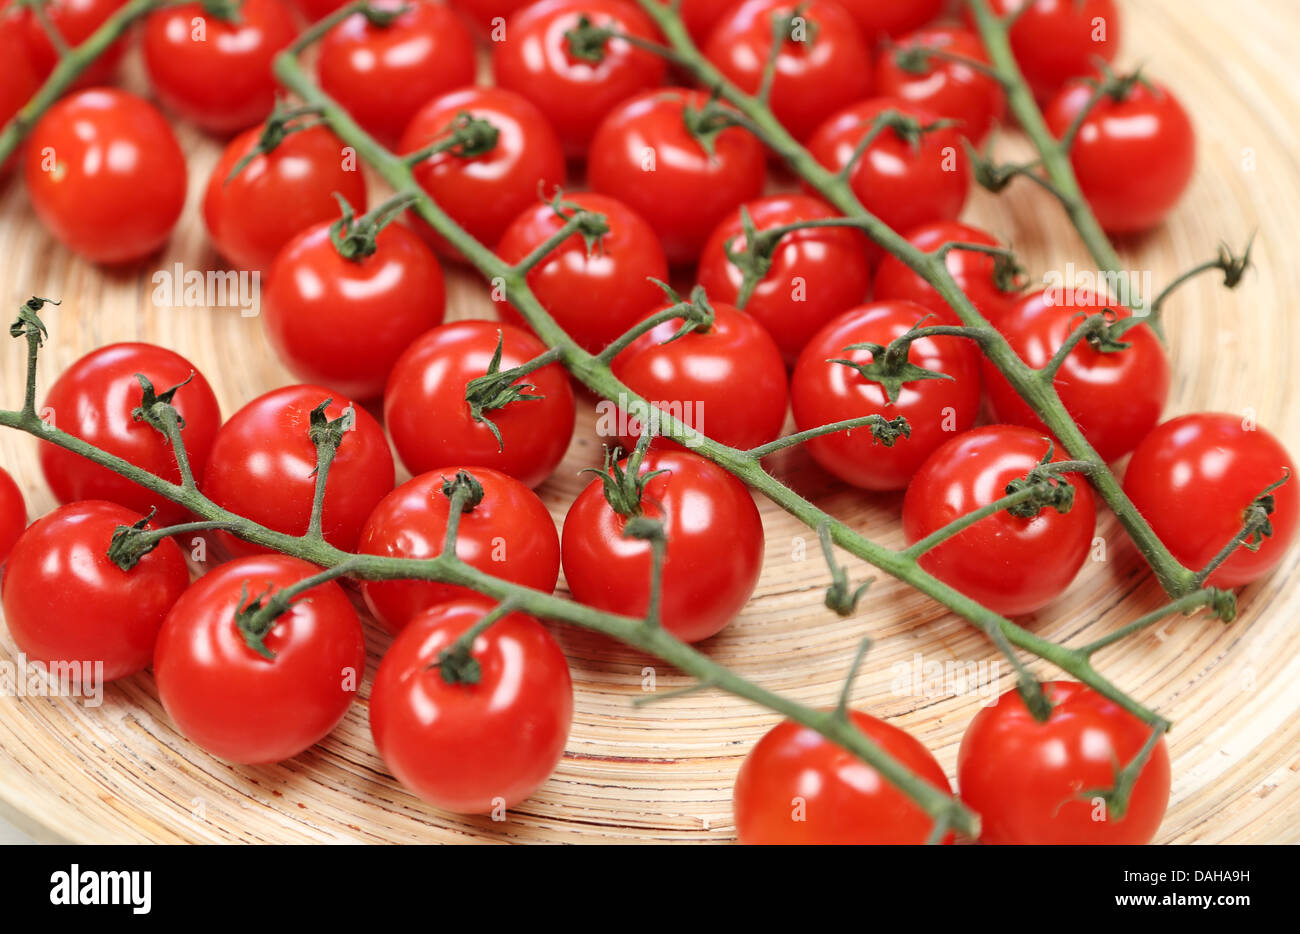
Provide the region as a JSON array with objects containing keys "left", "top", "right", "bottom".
[
  {"left": 1044, "top": 78, "right": 1194, "bottom": 235},
  {"left": 40, "top": 343, "right": 222, "bottom": 526},
  {"left": 874, "top": 25, "right": 1004, "bottom": 144},
  {"left": 495, "top": 192, "right": 668, "bottom": 354},
  {"left": 704, "top": 0, "right": 871, "bottom": 142},
  {"left": 791, "top": 300, "right": 981, "bottom": 491},
  {"left": 202, "top": 385, "right": 394, "bottom": 556},
  {"left": 982, "top": 289, "right": 1169, "bottom": 462},
  {"left": 679, "top": 0, "right": 734, "bottom": 43},
  {"left": 316, "top": 0, "right": 476, "bottom": 146},
  {"left": 449, "top": 0, "right": 531, "bottom": 34},
  {"left": 1123, "top": 414, "right": 1298, "bottom": 589},
  {"left": 979, "top": 0, "right": 1120, "bottom": 101},
  {"left": 359, "top": 468, "right": 561, "bottom": 632},
  {"left": 611, "top": 301, "right": 788, "bottom": 452},
  {"left": 369, "top": 596, "right": 573, "bottom": 814},
  {"left": 290, "top": 0, "right": 350, "bottom": 21},
  {"left": 204, "top": 123, "right": 368, "bottom": 274},
  {"left": 696, "top": 194, "right": 872, "bottom": 365},
  {"left": 264, "top": 219, "right": 446, "bottom": 400},
  {"left": 492, "top": 0, "right": 666, "bottom": 158},
  {"left": 562, "top": 449, "right": 763, "bottom": 643},
  {"left": 873, "top": 220, "right": 1017, "bottom": 325},
  {"left": 0, "top": 18, "right": 41, "bottom": 173},
  {"left": 2, "top": 501, "right": 189, "bottom": 681},
  {"left": 901, "top": 424, "right": 1097, "bottom": 616},
  {"left": 153, "top": 554, "right": 365, "bottom": 764},
  {"left": 16, "top": 0, "right": 127, "bottom": 86},
  {"left": 588, "top": 88, "right": 766, "bottom": 265},
  {"left": 958, "top": 681, "right": 1170, "bottom": 844},
  {"left": 0, "top": 467, "right": 25, "bottom": 565},
  {"left": 734, "top": 709, "right": 953, "bottom": 844},
  {"left": 25, "top": 89, "right": 186, "bottom": 264}
]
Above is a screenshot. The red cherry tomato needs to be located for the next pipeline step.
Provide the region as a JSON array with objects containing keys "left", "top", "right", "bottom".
[
  {"left": 202, "top": 385, "right": 394, "bottom": 556},
  {"left": 359, "top": 468, "right": 561, "bottom": 632},
  {"left": 734, "top": 709, "right": 953, "bottom": 844},
  {"left": 264, "top": 220, "right": 446, "bottom": 400},
  {"left": 588, "top": 88, "right": 766, "bottom": 266},
  {"left": 704, "top": 0, "right": 871, "bottom": 142},
  {"left": 2, "top": 501, "right": 189, "bottom": 681},
  {"left": 0, "top": 18, "right": 41, "bottom": 172},
  {"left": 979, "top": 0, "right": 1120, "bottom": 101},
  {"left": 611, "top": 302, "right": 789, "bottom": 452},
  {"left": 958, "top": 681, "right": 1170, "bottom": 844},
  {"left": 153, "top": 554, "right": 365, "bottom": 764},
  {"left": 290, "top": 0, "right": 350, "bottom": 21},
  {"left": 791, "top": 300, "right": 981, "bottom": 491},
  {"left": 982, "top": 289, "right": 1169, "bottom": 462},
  {"left": 17, "top": 0, "right": 127, "bottom": 86},
  {"left": 25, "top": 89, "right": 186, "bottom": 264},
  {"left": 204, "top": 123, "right": 368, "bottom": 274},
  {"left": 449, "top": 0, "right": 531, "bottom": 34},
  {"left": 0, "top": 467, "right": 25, "bottom": 565},
  {"left": 492, "top": 0, "right": 666, "bottom": 158},
  {"left": 696, "top": 194, "right": 872, "bottom": 365},
  {"left": 679, "top": 0, "right": 734, "bottom": 43},
  {"left": 40, "top": 343, "right": 222, "bottom": 526},
  {"left": 384, "top": 320, "right": 575, "bottom": 487},
  {"left": 316, "top": 0, "right": 476, "bottom": 146},
  {"left": 495, "top": 192, "right": 668, "bottom": 354},
  {"left": 562, "top": 449, "right": 763, "bottom": 643},
  {"left": 142, "top": 0, "right": 297, "bottom": 134},
  {"left": 1123, "top": 414, "right": 1299, "bottom": 589},
  {"left": 901, "top": 424, "right": 1097, "bottom": 616},
  {"left": 369, "top": 596, "right": 573, "bottom": 814},
  {"left": 873, "top": 220, "right": 1017, "bottom": 325},
  {"left": 835, "top": 0, "right": 942, "bottom": 41}
]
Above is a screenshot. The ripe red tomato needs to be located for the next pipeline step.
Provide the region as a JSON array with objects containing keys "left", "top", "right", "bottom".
[
  {"left": 979, "top": 0, "right": 1120, "bottom": 101},
  {"left": 734, "top": 709, "right": 954, "bottom": 844},
  {"left": 401, "top": 86, "right": 567, "bottom": 259},
  {"left": 202, "top": 385, "right": 394, "bottom": 555},
  {"left": 142, "top": 0, "right": 297, "bottom": 134},
  {"left": 359, "top": 468, "right": 561, "bottom": 632},
  {"left": 902, "top": 424, "right": 1097, "bottom": 616},
  {"left": 40, "top": 343, "right": 222, "bottom": 526},
  {"left": 696, "top": 194, "right": 872, "bottom": 365},
  {"left": 2, "top": 501, "right": 190, "bottom": 681},
  {"left": 791, "top": 300, "right": 981, "bottom": 491},
  {"left": 836, "top": 0, "right": 942, "bottom": 41},
  {"left": 1044, "top": 78, "right": 1195, "bottom": 235},
  {"left": 16, "top": 0, "right": 127, "bottom": 86},
  {"left": 384, "top": 320, "right": 575, "bottom": 487},
  {"left": 874, "top": 25, "right": 1004, "bottom": 144},
  {"left": 25, "top": 89, "right": 186, "bottom": 264},
  {"left": 562, "top": 449, "right": 763, "bottom": 643},
  {"left": 290, "top": 0, "right": 349, "bottom": 20},
  {"left": 449, "top": 0, "right": 531, "bottom": 34},
  {"left": 153, "top": 554, "right": 365, "bottom": 764},
  {"left": 492, "top": 0, "right": 666, "bottom": 158},
  {"left": 204, "top": 123, "right": 368, "bottom": 274},
  {"left": 495, "top": 192, "right": 668, "bottom": 354},
  {"left": 873, "top": 220, "right": 1017, "bottom": 325},
  {"left": 0, "top": 18, "right": 41, "bottom": 172},
  {"left": 958, "top": 681, "right": 1170, "bottom": 844},
  {"left": 1123, "top": 414, "right": 1298, "bottom": 588},
  {"left": 0, "top": 467, "right": 25, "bottom": 565},
  {"left": 982, "top": 289, "right": 1169, "bottom": 462},
  {"left": 264, "top": 220, "right": 445, "bottom": 400},
  {"left": 316, "top": 0, "right": 476, "bottom": 145},
  {"left": 369, "top": 596, "right": 573, "bottom": 814},
  {"left": 704, "top": 0, "right": 871, "bottom": 142},
  {"left": 611, "top": 302, "right": 788, "bottom": 452},
  {"left": 588, "top": 88, "right": 766, "bottom": 266},
  {"left": 679, "top": 0, "right": 734, "bottom": 43}
]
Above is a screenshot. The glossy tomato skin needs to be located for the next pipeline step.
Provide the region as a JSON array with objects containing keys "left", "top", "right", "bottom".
[
  {"left": 153, "top": 554, "right": 365, "bottom": 764},
  {"left": 835, "top": 0, "right": 943, "bottom": 41},
  {"left": 202, "top": 385, "right": 394, "bottom": 556},
  {"left": 25, "top": 89, "right": 186, "bottom": 264},
  {"left": 143, "top": 0, "right": 298, "bottom": 134},
  {"left": 873, "top": 220, "right": 1016, "bottom": 326},
  {"left": 17, "top": 0, "right": 127, "bottom": 86},
  {"left": 980, "top": 0, "right": 1120, "bottom": 101},
  {"left": 959, "top": 681, "right": 1170, "bottom": 844},
  {"left": 902, "top": 425, "right": 1097, "bottom": 616},
  {"left": 264, "top": 221, "right": 445, "bottom": 400},
  {"left": 40, "top": 343, "right": 222, "bottom": 526},
  {"left": 791, "top": 301, "right": 981, "bottom": 491},
  {"left": 874, "top": 25, "right": 1004, "bottom": 144},
  {"left": 0, "top": 19, "right": 41, "bottom": 172},
  {"left": 588, "top": 88, "right": 766, "bottom": 266},
  {"left": 369, "top": 597, "right": 573, "bottom": 814},
  {"left": 983, "top": 289, "right": 1169, "bottom": 462},
  {"left": 1123, "top": 414, "right": 1298, "bottom": 588},
  {"left": 359, "top": 468, "right": 561, "bottom": 632},
  {"left": 495, "top": 192, "right": 668, "bottom": 354},
  {"left": 2, "top": 501, "right": 190, "bottom": 681},
  {"left": 384, "top": 320, "right": 575, "bottom": 486},
  {"left": 562, "top": 450, "right": 763, "bottom": 643},
  {"left": 0, "top": 468, "right": 25, "bottom": 565},
  {"left": 704, "top": 0, "right": 871, "bottom": 142},
  {"left": 734, "top": 709, "right": 953, "bottom": 844},
  {"left": 204, "top": 123, "right": 367, "bottom": 274},
  {"left": 492, "top": 0, "right": 666, "bottom": 158}
]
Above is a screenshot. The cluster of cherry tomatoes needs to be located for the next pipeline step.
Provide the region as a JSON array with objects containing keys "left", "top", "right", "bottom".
[{"left": 0, "top": 0, "right": 1295, "bottom": 844}]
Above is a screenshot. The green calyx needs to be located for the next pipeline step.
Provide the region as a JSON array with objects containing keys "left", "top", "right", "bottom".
[
  {"left": 433, "top": 111, "right": 501, "bottom": 160},
  {"left": 106, "top": 509, "right": 160, "bottom": 572},
  {"left": 9, "top": 296, "right": 53, "bottom": 344},
  {"left": 329, "top": 191, "right": 416, "bottom": 262},
  {"left": 648, "top": 280, "right": 715, "bottom": 343},
  {"left": 441, "top": 469, "right": 486, "bottom": 512},
  {"left": 681, "top": 92, "right": 744, "bottom": 160},
  {"left": 465, "top": 331, "right": 545, "bottom": 451},
  {"left": 234, "top": 583, "right": 283, "bottom": 661},
  {"left": 131, "top": 372, "right": 193, "bottom": 436},
  {"left": 1003, "top": 445, "right": 1077, "bottom": 519},
  {"left": 548, "top": 188, "right": 611, "bottom": 256},
  {"left": 1238, "top": 469, "right": 1291, "bottom": 552},
  {"left": 225, "top": 100, "right": 322, "bottom": 185},
  {"left": 830, "top": 316, "right": 953, "bottom": 404},
  {"left": 307, "top": 398, "right": 354, "bottom": 466},
  {"left": 563, "top": 14, "right": 613, "bottom": 63},
  {"left": 581, "top": 435, "right": 666, "bottom": 519}
]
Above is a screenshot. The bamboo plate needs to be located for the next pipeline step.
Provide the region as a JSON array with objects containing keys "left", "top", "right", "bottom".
[{"left": 1, "top": 0, "right": 1298, "bottom": 844}]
